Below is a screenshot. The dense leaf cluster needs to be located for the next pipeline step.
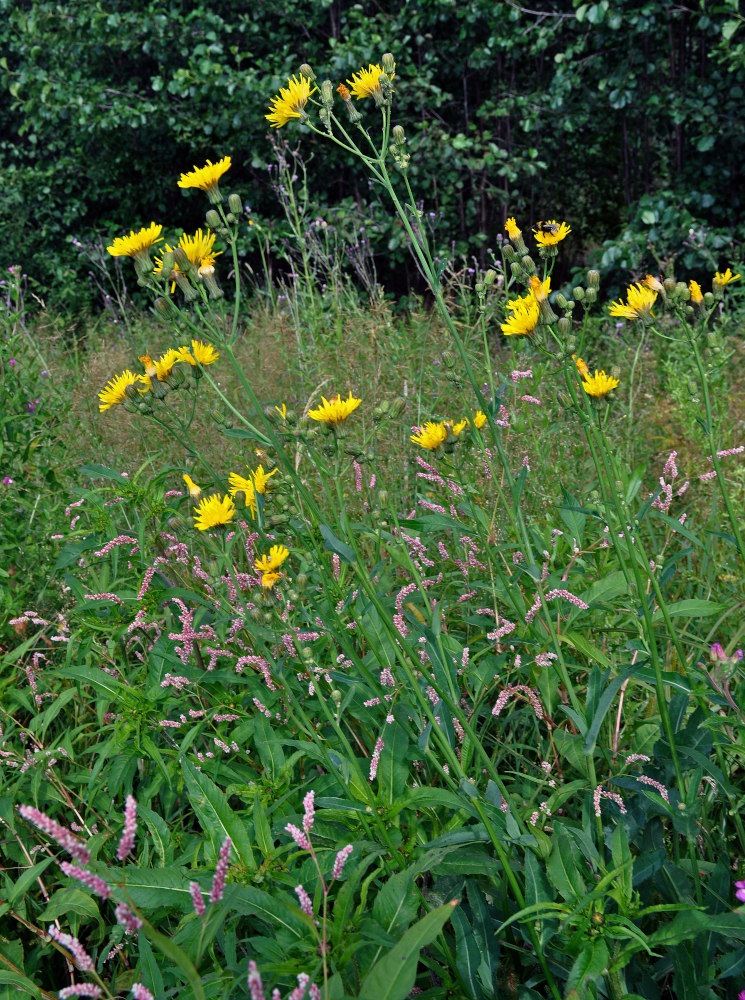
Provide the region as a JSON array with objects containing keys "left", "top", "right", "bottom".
[{"left": 1, "top": 0, "right": 743, "bottom": 307}]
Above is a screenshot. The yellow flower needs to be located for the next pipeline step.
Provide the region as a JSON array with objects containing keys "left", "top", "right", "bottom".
[
  {"left": 261, "top": 570, "right": 282, "bottom": 592},
  {"left": 507, "top": 277, "right": 550, "bottom": 310},
  {"left": 643, "top": 274, "right": 664, "bottom": 293},
  {"left": 275, "top": 403, "right": 287, "bottom": 420},
  {"left": 178, "top": 157, "right": 231, "bottom": 192},
  {"left": 139, "top": 354, "right": 158, "bottom": 379},
  {"left": 308, "top": 391, "right": 361, "bottom": 425},
  {"left": 573, "top": 355, "right": 589, "bottom": 378},
  {"left": 582, "top": 370, "right": 619, "bottom": 399},
  {"left": 106, "top": 223, "right": 163, "bottom": 259},
  {"left": 347, "top": 63, "right": 394, "bottom": 102},
  {"left": 228, "top": 473, "right": 257, "bottom": 515},
  {"left": 98, "top": 370, "right": 148, "bottom": 411},
  {"left": 155, "top": 348, "right": 181, "bottom": 380},
  {"left": 448, "top": 419, "right": 467, "bottom": 437},
  {"left": 175, "top": 340, "right": 219, "bottom": 366},
  {"left": 501, "top": 298, "right": 540, "bottom": 337},
  {"left": 183, "top": 474, "right": 202, "bottom": 501},
  {"left": 532, "top": 220, "right": 571, "bottom": 247},
  {"left": 468, "top": 410, "right": 487, "bottom": 429},
  {"left": 713, "top": 268, "right": 740, "bottom": 289},
  {"left": 410, "top": 421, "right": 447, "bottom": 450},
  {"left": 689, "top": 280, "right": 703, "bottom": 305},
  {"left": 266, "top": 75, "right": 315, "bottom": 128},
  {"left": 193, "top": 493, "right": 235, "bottom": 531},
  {"left": 607, "top": 283, "right": 657, "bottom": 321},
  {"left": 505, "top": 217, "right": 521, "bottom": 240},
  {"left": 255, "top": 544, "right": 289, "bottom": 574},
  {"left": 252, "top": 464, "right": 277, "bottom": 495}
]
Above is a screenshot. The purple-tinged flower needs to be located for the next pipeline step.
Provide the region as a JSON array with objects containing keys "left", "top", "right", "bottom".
[
  {"left": 302, "top": 790, "right": 315, "bottom": 835},
  {"left": 60, "top": 862, "right": 111, "bottom": 899},
  {"left": 735, "top": 880, "right": 745, "bottom": 904},
  {"left": 59, "top": 987, "right": 103, "bottom": 998},
  {"left": 711, "top": 642, "right": 727, "bottom": 661},
  {"left": 332, "top": 845, "right": 353, "bottom": 879},
  {"left": 117, "top": 795, "right": 137, "bottom": 861},
  {"left": 19, "top": 805, "right": 90, "bottom": 863},
  {"left": 288, "top": 973, "right": 311, "bottom": 1000},
  {"left": 369, "top": 736, "right": 384, "bottom": 782},
  {"left": 115, "top": 903, "right": 143, "bottom": 934},
  {"left": 295, "top": 884, "right": 314, "bottom": 918},
  {"left": 131, "top": 985, "right": 154, "bottom": 1000},
  {"left": 47, "top": 926, "right": 94, "bottom": 971},
  {"left": 8, "top": 359, "right": 17, "bottom": 366},
  {"left": 190, "top": 881, "right": 206, "bottom": 917},
  {"left": 285, "top": 823, "right": 311, "bottom": 851},
  {"left": 209, "top": 837, "right": 232, "bottom": 904},
  {"left": 2, "top": 477, "right": 14, "bottom": 485},
  {"left": 248, "top": 961, "right": 266, "bottom": 1000}
]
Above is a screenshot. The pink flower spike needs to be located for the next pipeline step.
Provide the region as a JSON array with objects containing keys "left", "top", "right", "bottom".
[
  {"left": 209, "top": 837, "right": 232, "bottom": 904},
  {"left": 19, "top": 805, "right": 90, "bottom": 864},
  {"left": 295, "top": 884, "right": 315, "bottom": 918},
  {"left": 47, "top": 926, "right": 94, "bottom": 971},
  {"left": 59, "top": 987, "right": 104, "bottom": 998},
  {"left": 59, "top": 862, "right": 111, "bottom": 899},
  {"left": 117, "top": 795, "right": 137, "bottom": 861},
  {"left": 332, "top": 844, "right": 353, "bottom": 879},
  {"left": 190, "top": 880, "right": 206, "bottom": 917},
  {"left": 302, "top": 790, "right": 315, "bottom": 834},
  {"left": 285, "top": 823, "right": 311, "bottom": 851},
  {"left": 131, "top": 986, "right": 155, "bottom": 1000},
  {"left": 248, "top": 960, "right": 266, "bottom": 1000},
  {"left": 115, "top": 902, "right": 142, "bottom": 935},
  {"left": 289, "top": 973, "right": 311, "bottom": 1000}
]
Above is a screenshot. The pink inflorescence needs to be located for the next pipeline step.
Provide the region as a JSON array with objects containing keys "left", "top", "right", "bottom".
[
  {"left": 190, "top": 880, "right": 206, "bottom": 917},
  {"left": 60, "top": 862, "right": 111, "bottom": 899},
  {"left": 209, "top": 837, "right": 232, "bottom": 904},
  {"left": 635, "top": 774, "right": 670, "bottom": 803},
  {"left": 492, "top": 685, "right": 544, "bottom": 721},
  {"left": 58, "top": 987, "right": 103, "bottom": 999},
  {"left": 116, "top": 795, "right": 137, "bottom": 861},
  {"left": 302, "top": 790, "right": 315, "bottom": 835},
  {"left": 19, "top": 805, "right": 90, "bottom": 863},
  {"left": 131, "top": 986, "right": 155, "bottom": 1000},
  {"left": 285, "top": 823, "right": 311, "bottom": 851},
  {"left": 332, "top": 844, "right": 353, "bottom": 879},
  {"left": 47, "top": 926, "right": 94, "bottom": 971},
  {"left": 593, "top": 786, "right": 627, "bottom": 817},
  {"left": 525, "top": 588, "right": 589, "bottom": 624},
  {"left": 295, "top": 884, "right": 315, "bottom": 918},
  {"left": 115, "top": 902, "right": 143, "bottom": 935},
  {"left": 369, "top": 736, "right": 384, "bottom": 782}
]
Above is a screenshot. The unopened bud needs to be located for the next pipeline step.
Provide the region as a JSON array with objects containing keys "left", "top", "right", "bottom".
[
  {"left": 587, "top": 269, "right": 600, "bottom": 289},
  {"left": 704, "top": 291, "right": 714, "bottom": 307},
  {"left": 610, "top": 365, "right": 621, "bottom": 380},
  {"left": 441, "top": 350, "right": 456, "bottom": 369},
  {"left": 154, "top": 296, "right": 176, "bottom": 318},
  {"left": 321, "top": 80, "right": 334, "bottom": 108},
  {"left": 675, "top": 281, "right": 689, "bottom": 300},
  {"left": 484, "top": 268, "right": 497, "bottom": 286},
  {"left": 584, "top": 287, "right": 597, "bottom": 304},
  {"left": 206, "top": 209, "right": 221, "bottom": 229},
  {"left": 503, "top": 245, "right": 518, "bottom": 264},
  {"left": 555, "top": 292, "right": 568, "bottom": 310},
  {"left": 521, "top": 255, "right": 536, "bottom": 274},
  {"left": 295, "top": 572, "right": 308, "bottom": 592},
  {"left": 573, "top": 286, "right": 585, "bottom": 301},
  {"left": 389, "top": 397, "right": 406, "bottom": 418},
  {"left": 557, "top": 391, "right": 572, "bottom": 409},
  {"left": 706, "top": 332, "right": 718, "bottom": 349},
  {"left": 663, "top": 277, "right": 676, "bottom": 295},
  {"left": 558, "top": 317, "right": 571, "bottom": 336},
  {"left": 378, "top": 72, "right": 393, "bottom": 99},
  {"left": 377, "top": 489, "right": 388, "bottom": 506},
  {"left": 228, "top": 193, "right": 243, "bottom": 216},
  {"left": 331, "top": 689, "right": 342, "bottom": 705},
  {"left": 299, "top": 63, "right": 315, "bottom": 81},
  {"left": 382, "top": 53, "right": 396, "bottom": 75},
  {"left": 124, "top": 382, "right": 141, "bottom": 401},
  {"left": 159, "top": 250, "right": 175, "bottom": 276},
  {"left": 392, "top": 124, "right": 406, "bottom": 145},
  {"left": 475, "top": 281, "right": 485, "bottom": 295},
  {"left": 510, "top": 261, "right": 524, "bottom": 281}
]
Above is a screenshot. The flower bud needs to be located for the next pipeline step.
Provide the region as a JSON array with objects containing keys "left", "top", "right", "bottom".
[
  {"left": 587, "top": 269, "right": 600, "bottom": 289},
  {"left": 124, "top": 381, "right": 141, "bottom": 401},
  {"left": 706, "top": 332, "right": 718, "bottom": 349},
  {"left": 382, "top": 53, "right": 396, "bottom": 74},
  {"left": 154, "top": 296, "right": 177, "bottom": 318},
  {"left": 557, "top": 391, "right": 573, "bottom": 409},
  {"left": 392, "top": 124, "right": 406, "bottom": 145},
  {"left": 377, "top": 489, "right": 388, "bottom": 506},
  {"left": 163, "top": 366, "right": 185, "bottom": 390},
  {"left": 584, "top": 287, "right": 597, "bottom": 304},
  {"left": 321, "top": 80, "right": 334, "bottom": 108},
  {"left": 171, "top": 270, "right": 198, "bottom": 302},
  {"left": 521, "top": 255, "right": 536, "bottom": 274},
  {"left": 503, "top": 245, "right": 518, "bottom": 264},
  {"left": 484, "top": 268, "right": 497, "bottom": 286},
  {"left": 158, "top": 249, "right": 175, "bottom": 276},
  {"left": 510, "top": 261, "right": 524, "bottom": 281},
  {"left": 573, "top": 286, "right": 585, "bottom": 301},
  {"left": 675, "top": 281, "right": 689, "bottom": 300},
  {"left": 441, "top": 350, "right": 456, "bottom": 369},
  {"left": 206, "top": 209, "right": 221, "bottom": 229},
  {"left": 663, "top": 277, "right": 676, "bottom": 295},
  {"left": 299, "top": 63, "right": 315, "bottom": 81},
  {"left": 704, "top": 291, "right": 714, "bottom": 307},
  {"left": 198, "top": 263, "right": 224, "bottom": 299},
  {"left": 295, "top": 572, "right": 308, "bottom": 592},
  {"left": 389, "top": 397, "right": 406, "bottom": 418},
  {"left": 378, "top": 72, "right": 393, "bottom": 100},
  {"left": 555, "top": 292, "right": 568, "bottom": 310},
  {"left": 610, "top": 365, "right": 621, "bottom": 380},
  {"left": 228, "top": 193, "right": 243, "bottom": 216},
  {"left": 558, "top": 317, "right": 571, "bottom": 336}
]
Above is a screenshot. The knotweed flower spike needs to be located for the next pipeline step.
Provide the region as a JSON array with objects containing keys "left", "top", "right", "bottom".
[
  {"left": 178, "top": 157, "right": 231, "bottom": 204},
  {"left": 106, "top": 223, "right": 163, "bottom": 262},
  {"left": 411, "top": 421, "right": 447, "bottom": 450},
  {"left": 501, "top": 298, "right": 540, "bottom": 337},
  {"left": 193, "top": 494, "right": 235, "bottom": 531},
  {"left": 532, "top": 219, "right": 571, "bottom": 247},
  {"left": 608, "top": 282, "right": 657, "bottom": 321},
  {"left": 307, "top": 391, "right": 361, "bottom": 424},
  {"left": 98, "top": 370, "right": 148, "bottom": 412},
  {"left": 582, "top": 370, "right": 620, "bottom": 399},
  {"left": 266, "top": 75, "right": 316, "bottom": 128}
]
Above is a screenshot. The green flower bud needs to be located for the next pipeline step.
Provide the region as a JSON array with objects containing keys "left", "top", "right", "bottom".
[
  {"left": 154, "top": 296, "right": 176, "bottom": 318},
  {"left": 558, "top": 317, "right": 571, "bottom": 336},
  {"left": 557, "top": 391, "right": 573, "bottom": 409},
  {"left": 392, "top": 124, "right": 406, "bottom": 145},
  {"left": 321, "top": 80, "right": 334, "bottom": 108},
  {"left": 299, "top": 63, "right": 315, "bottom": 81},
  {"left": 389, "top": 397, "right": 406, "bottom": 418},
  {"left": 382, "top": 52, "right": 396, "bottom": 75},
  {"left": 675, "top": 281, "right": 689, "bottom": 300},
  {"left": 377, "top": 489, "right": 388, "bottom": 506},
  {"left": 158, "top": 249, "right": 175, "bottom": 276},
  {"left": 503, "top": 244, "right": 518, "bottom": 264},
  {"left": 585, "top": 287, "right": 597, "bottom": 304},
  {"left": 573, "top": 286, "right": 585, "bottom": 301},
  {"left": 704, "top": 291, "right": 714, "bottom": 307},
  {"left": 521, "top": 255, "right": 536, "bottom": 274},
  {"left": 587, "top": 269, "right": 600, "bottom": 289},
  {"left": 228, "top": 193, "right": 243, "bottom": 216},
  {"left": 226, "top": 212, "right": 236, "bottom": 224},
  {"left": 441, "top": 350, "right": 456, "bottom": 369},
  {"left": 555, "top": 292, "right": 568, "bottom": 310},
  {"left": 295, "top": 572, "right": 308, "bottom": 592},
  {"left": 206, "top": 209, "right": 221, "bottom": 229},
  {"left": 706, "top": 332, "right": 718, "bottom": 349},
  {"left": 484, "top": 267, "right": 497, "bottom": 286},
  {"left": 663, "top": 277, "right": 676, "bottom": 295},
  {"left": 510, "top": 261, "right": 524, "bottom": 281}
]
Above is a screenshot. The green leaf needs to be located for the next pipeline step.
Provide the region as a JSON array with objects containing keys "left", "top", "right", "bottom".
[
  {"left": 359, "top": 900, "right": 458, "bottom": 1000},
  {"left": 565, "top": 938, "right": 609, "bottom": 996},
  {"left": 560, "top": 631, "right": 611, "bottom": 670},
  {"left": 8, "top": 858, "right": 55, "bottom": 906},
  {"left": 253, "top": 714, "right": 285, "bottom": 780},
  {"left": 141, "top": 924, "right": 206, "bottom": 1000},
  {"left": 651, "top": 599, "right": 722, "bottom": 622},
  {"left": 546, "top": 831, "right": 586, "bottom": 903},
  {"left": 181, "top": 760, "right": 256, "bottom": 869},
  {"left": 584, "top": 666, "right": 637, "bottom": 754},
  {"left": 320, "top": 523, "right": 356, "bottom": 564},
  {"left": 451, "top": 904, "right": 488, "bottom": 1000},
  {"left": 372, "top": 869, "right": 418, "bottom": 938}
]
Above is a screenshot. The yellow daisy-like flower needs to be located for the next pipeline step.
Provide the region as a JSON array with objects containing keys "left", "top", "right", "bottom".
[
  {"left": 252, "top": 464, "right": 278, "bottom": 495},
  {"left": 501, "top": 298, "right": 540, "bottom": 337},
  {"left": 266, "top": 75, "right": 316, "bottom": 128},
  {"left": 689, "top": 280, "right": 703, "bottom": 305},
  {"left": 505, "top": 217, "right": 521, "bottom": 240},
  {"left": 507, "top": 277, "right": 550, "bottom": 311},
  {"left": 532, "top": 220, "right": 571, "bottom": 247},
  {"left": 98, "top": 370, "right": 147, "bottom": 412},
  {"left": 411, "top": 421, "right": 447, "bottom": 450},
  {"left": 607, "top": 283, "right": 657, "bottom": 321},
  {"left": 178, "top": 157, "right": 231, "bottom": 192},
  {"left": 573, "top": 355, "right": 590, "bottom": 378},
  {"left": 193, "top": 493, "right": 235, "bottom": 531},
  {"left": 643, "top": 274, "right": 664, "bottom": 293},
  {"left": 448, "top": 419, "right": 468, "bottom": 437},
  {"left": 308, "top": 392, "right": 361, "bottom": 425},
  {"left": 183, "top": 473, "right": 202, "bottom": 501},
  {"left": 261, "top": 570, "right": 282, "bottom": 592},
  {"left": 139, "top": 354, "right": 158, "bottom": 379},
  {"left": 106, "top": 223, "right": 163, "bottom": 259},
  {"left": 175, "top": 340, "right": 220, "bottom": 366},
  {"left": 155, "top": 348, "right": 181, "bottom": 380},
  {"left": 254, "top": 544, "right": 289, "bottom": 574},
  {"left": 347, "top": 63, "right": 394, "bottom": 102},
  {"left": 275, "top": 403, "right": 287, "bottom": 420},
  {"left": 468, "top": 410, "right": 487, "bottom": 429},
  {"left": 713, "top": 268, "right": 740, "bottom": 289},
  {"left": 228, "top": 473, "right": 257, "bottom": 515},
  {"left": 582, "top": 370, "right": 619, "bottom": 399}
]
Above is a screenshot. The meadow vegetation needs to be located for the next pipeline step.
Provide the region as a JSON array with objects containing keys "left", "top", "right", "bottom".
[{"left": 2, "top": 45, "right": 745, "bottom": 1000}]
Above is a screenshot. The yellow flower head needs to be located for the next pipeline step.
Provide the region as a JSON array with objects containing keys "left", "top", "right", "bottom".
[
  {"left": 175, "top": 340, "right": 219, "bottom": 366},
  {"left": 98, "top": 370, "right": 147, "bottom": 411},
  {"left": 139, "top": 354, "right": 158, "bottom": 379},
  {"left": 410, "top": 421, "right": 447, "bottom": 450},
  {"left": 582, "top": 370, "right": 619, "bottom": 399},
  {"left": 155, "top": 348, "right": 181, "bottom": 380},
  {"left": 228, "top": 473, "right": 257, "bottom": 516},
  {"left": 178, "top": 157, "right": 231, "bottom": 192},
  {"left": 261, "top": 570, "right": 282, "bottom": 592},
  {"left": 501, "top": 298, "right": 540, "bottom": 337},
  {"left": 643, "top": 274, "right": 664, "bottom": 293},
  {"left": 193, "top": 493, "right": 235, "bottom": 531},
  {"left": 180, "top": 229, "right": 222, "bottom": 270},
  {"left": 607, "top": 282, "right": 657, "bottom": 321},
  {"left": 448, "top": 419, "right": 468, "bottom": 438},
  {"left": 713, "top": 267, "right": 740, "bottom": 289},
  {"left": 347, "top": 63, "right": 394, "bottom": 102},
  {"left": 252, "top": 464, "right": 277, "bottom": 495},
  {"left": 275, "top": 403, "right": 287, "bottom": 420},
  {"left": 106, "top": 223, "right": 163, "bottom": 259},
  {"left": 689, "top": 279, "right": 703, "bottom": 305},
  {"left": 183, "top": 473, "right": 202, "bottom": 501},
  {"left": 573, "top": 355, "right": 590, "bottom": 378},
  {"left": 507, "top": 277, "right": 550, "bottom": 311},
  {"left": 468, "top": 410, "right": 487, "bottom": 429},
  {"left": 505, "top": 217, "right": 521, "bottom": 240},
  {"left": 266, "top": 75, "right": 315, "bottom": 128},
  {"left": 308, "top": 391, "right": 361, "bottom": 425},
  {"left": 254, "top": 544, "right": 289, "bottom": 574},
  {"left": 533, "top": 220, "right": 571, "bottom": 247}
]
